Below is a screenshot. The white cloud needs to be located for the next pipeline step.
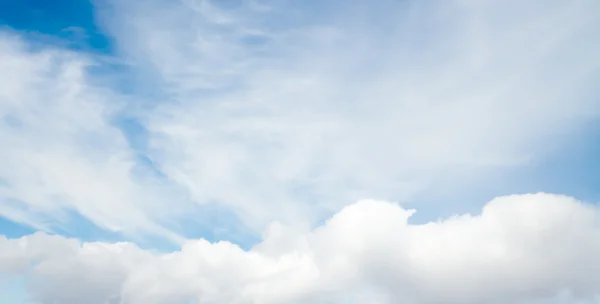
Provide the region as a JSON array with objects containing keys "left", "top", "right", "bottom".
[
  {"left": 2, "top": 3, "right": 600, "bottom": 301},
  {"left": 98, "top": 0, "right": 600, "bottom": 230},
  {"left": 2, "top": 193, "right": 600, "bottom": 303},
  {"left": 0, "top": 32, "right": 185, "bottom": 242},
  {"left": 1, "top": 0, "right": 600, "bottom": 243}
]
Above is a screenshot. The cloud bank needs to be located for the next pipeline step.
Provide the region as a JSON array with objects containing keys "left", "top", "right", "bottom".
[{"left": 2, "top": 193, "right": 600, "bottom": 304}]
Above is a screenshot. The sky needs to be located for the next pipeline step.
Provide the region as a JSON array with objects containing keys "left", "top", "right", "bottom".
[{"left": 0, "top": 0, "right": 600, "bottom": 303}]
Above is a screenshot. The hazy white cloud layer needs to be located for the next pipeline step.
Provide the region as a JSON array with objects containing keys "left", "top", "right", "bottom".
[
  {"left": 1, "top": 0, "right": 599, "bottom": 239},
  {"left": 103, "top": 0, "right": 600, "bottom": 230},
  {"left": 2, "top": 193, "right": 600, "bottom": 304}
]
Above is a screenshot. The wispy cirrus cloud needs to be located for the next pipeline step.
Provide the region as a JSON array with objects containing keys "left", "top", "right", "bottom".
[
  {"left": 102, "top": 0, "right": 600, "bottom": 230},
  {"left": 1, "top": 0, "right": 600, "bottom": 242},
  {"left": 0, "top": 32, "right": 185, "bottom": 243}
]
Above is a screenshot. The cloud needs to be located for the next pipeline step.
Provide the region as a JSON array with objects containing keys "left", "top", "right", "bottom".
[
  {"left": 2, "top": 2, "right": 600, "bottom": 301},
  {"left": 2, "top": 193, "right": 600, "bottom": 303},
  {"left": 98, "top": 0, "right": 600, "bottom": 230},
  {"left": 1, "top": 0, "right": 600, "bottom": 243},
  {"left": 0, "top": 32, "right": 185, "bottom": 242}
]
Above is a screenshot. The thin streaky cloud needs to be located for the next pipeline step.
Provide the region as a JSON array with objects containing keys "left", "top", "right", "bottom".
[{"left": 0, "top": 0, "right": 599, "bottom": 248}]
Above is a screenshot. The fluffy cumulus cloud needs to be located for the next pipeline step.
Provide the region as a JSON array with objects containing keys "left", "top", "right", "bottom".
[{"left": 2, "top": 193, "right": 600, "bottom": 304}]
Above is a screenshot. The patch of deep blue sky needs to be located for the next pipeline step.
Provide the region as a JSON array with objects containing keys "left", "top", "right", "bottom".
[
  {"left": 0, "top": 0, "right": 111, "bottom": 52},
  {"left": 0, "top": 0, "right": 599, "bottom": 243}
]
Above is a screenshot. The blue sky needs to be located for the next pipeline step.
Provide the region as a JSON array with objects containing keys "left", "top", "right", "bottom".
[
  {"left": 1, "top": 0, "right": 600, "bottom": 303},
  {"left": 0, "top": 0, "right": 112, "bottom": 52}
]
